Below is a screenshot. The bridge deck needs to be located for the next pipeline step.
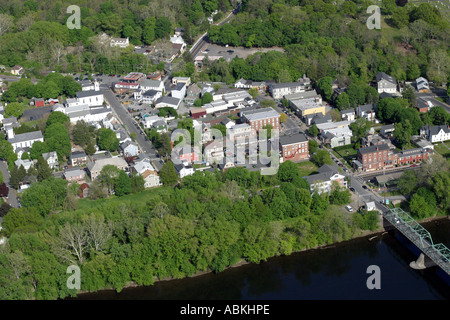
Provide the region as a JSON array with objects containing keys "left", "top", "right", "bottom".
[{"left": 384, "top": 208, "right": 450, "bottom": 276}]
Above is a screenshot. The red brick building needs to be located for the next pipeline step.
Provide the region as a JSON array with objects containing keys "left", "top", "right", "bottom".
[
  {"left": 241, "top": 107, "right": 280, "bottom": 132},
  {"left": 280, "top": 133, "right": 309, "bottom": 162}
]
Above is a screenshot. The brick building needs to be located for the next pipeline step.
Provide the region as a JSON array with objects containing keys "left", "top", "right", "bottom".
[
  {"left": 279, "top": 133, "right": 309, "bottom": 162},
  {"left": 241, "top": 107, "right": 280, "bottom": 132}
]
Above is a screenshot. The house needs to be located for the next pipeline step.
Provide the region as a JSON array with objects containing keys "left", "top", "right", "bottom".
[
  {"left": 171, "top": 82, "right": 186, "bottom": 100},
  {"left": 75, "top": 90, "right": 104, "bottom": 107},
  {"left": 268, "top": 76, "right": 311, "bottom": 99},
  {"left": 120, "top": 141, "right": 139, "bottom": 157},
  {"left": 303, "top": 164, "right": 347, "bottom": 195},
  {"left": 380, "top": 124, "right": 395, "bottom": 138},
  {"left": 185, "top": 84, "right": 201, "bottom": 105},
  {"left": 172, "top": 77, "right": 191, "bottom": 86},
  {"left": 86, "top": 156, "right": 128, "bottom": 180},
  {"left": 218, "top": 160, "right": 235, "bottom": 171},
  {"left": 340, "top": 109, "right": 355, "bottom": 121},
  {"left": 154, "top": 96, "right": 181, "bottom": 109},
  {"left": 11, "top": 65, "right": 24, "bottom": 76},
  {"left": 138, "top": 78, "right": 165, "bottom": 92},
  {"left": 69, "top": 151, "right": 88, "bottom": 166},
  {"left": 174, "top": 146, "right": 201, "bottom": 164},
  {"left": 111, "top": 37, "right": 130, "bottom": 48},
  {"left": 376, "top": 72, "right": 397, "bottom": 94},
  {"left": 279, "top": 133, "right": 309, "bottom": 162},
  {"left": 203, "top": 140, "right": 224, "bottom": 164},
  {"left": 364, "top": 201, "right": 377, "bottom": 212},
  {"left": 356, "top": 104, "right": 376, "bottom": 122},
  {"left": 42, "top": 151, "right": 58, "bottom": 169},
  {"left": 190, "top": 107, "right": 207, "bottom": 119},
  {"left": 7, "top": 129, "right": 44, "bottom": 153},
  {"left": 152, "top": 120, "right": 168, "bottom": 133},
  {"left": 33, "top": 98, "right": 45, "bottom": 107},
  {"left": 321, "top": 126, "right": 353, "bottom": 148},
  {"left": 175, "top": 163, "right": 195, "bottom": 178},
  {"left": 221, "top": 118, "right": 235, "bottom": 130},
  {"left": 139, "top": 89, "right": 162, "bottom": 104},
  {"left": 420, "top": 124, "right": 450, "bottom": 143},
  {"left": 63, "top": 168, "right": 86, "bottom": 185},
  {"left": 416, "top": 77, "right": 430, "bottom": 93},
  {"left": 14, "top": 159, "right": 34, "bottom": 171},
  {"left": 416, "top": 98, "right": 433, "bottom": 113},
  {"left": 142, "top": 115, "right": 165, "bottom": 129},
  {"left": 141, "top": 169, "right": 162, "bottom": 188}
]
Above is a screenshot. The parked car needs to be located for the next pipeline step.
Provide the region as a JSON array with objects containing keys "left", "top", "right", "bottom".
[
  {"left": 362, "top": 185, "right": 368, "bottom": 190},
  {"left": 345, "top": 205, "right": 353, "bottom": 212},
  {"left": 349, "top": 187, "right": 355, "bottom": 192}
]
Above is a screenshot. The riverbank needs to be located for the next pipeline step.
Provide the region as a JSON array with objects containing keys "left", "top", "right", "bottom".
[{"left": 75, "top": 215, "right": 448, "bottom": 298}]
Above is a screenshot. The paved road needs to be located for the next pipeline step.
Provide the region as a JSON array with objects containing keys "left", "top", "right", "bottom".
[
  {"left": 418, "top": 92, "right": 450, "bottom": 113},
  {"left": 0, "top": 161, "right": 18, "bottom": 208},
  {"left": 101, "top": 85, "right": 160, "bottom": 160}
]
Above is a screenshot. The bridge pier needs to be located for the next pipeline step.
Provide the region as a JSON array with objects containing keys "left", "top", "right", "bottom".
[{"left": 410, "top": 253, "right": 437, "bottom": 270}]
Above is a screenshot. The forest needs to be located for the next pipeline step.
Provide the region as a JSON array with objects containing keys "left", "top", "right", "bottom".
[{"left": 0, "top": 161, "right": 380, "bottom": 300}]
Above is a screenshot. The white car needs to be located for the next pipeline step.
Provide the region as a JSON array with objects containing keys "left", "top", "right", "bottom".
[{"left": 345, "top": 205, "right": 353, "bottom": 212}]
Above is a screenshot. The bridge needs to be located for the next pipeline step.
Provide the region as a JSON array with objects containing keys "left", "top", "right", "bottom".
[{"left": 384, "top": 208, "right": 450, "bottom": 276}]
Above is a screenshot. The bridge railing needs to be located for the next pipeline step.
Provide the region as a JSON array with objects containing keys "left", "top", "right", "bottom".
[{"left": 385, "top": 208, "right": 450, "bottom": 275}]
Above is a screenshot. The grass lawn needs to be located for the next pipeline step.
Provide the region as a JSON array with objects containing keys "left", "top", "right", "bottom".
[
  {"left": 78, "top": 186, "right": 173, "bottom": 211},
  {"left": 296, "top": 160, "right": 319, "bottom": 177},
  {"left": 434, "top": 141, "right": 450, "bottom": 158},
  {"left": 334, "top": 146, "right": 357, "bottom": 167}
]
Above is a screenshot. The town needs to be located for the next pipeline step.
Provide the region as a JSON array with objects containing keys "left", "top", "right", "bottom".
[{"left": 0, "top": 0, "right": 449, "bottom": 301}]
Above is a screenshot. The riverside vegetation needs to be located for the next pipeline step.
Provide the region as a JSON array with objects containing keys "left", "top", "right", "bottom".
[{"left": 0, "top": 161, "right": 380, "bottom": 300}]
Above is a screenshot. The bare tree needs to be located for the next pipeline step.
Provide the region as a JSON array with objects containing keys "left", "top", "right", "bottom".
[
  {"left": 0, "top": 14, "right": 13, "bottom": 36},
  {"left": 52, "top": 223, "right": 89, "bottom": 265},
  {"left": 16, "top": 14, "right": 35, "bottom": 32},
  {"left": 85, "top": 216, "right": 113, "bottom": 252}
]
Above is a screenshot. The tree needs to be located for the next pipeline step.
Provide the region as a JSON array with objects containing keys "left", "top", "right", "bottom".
[
  {"left": 312, "top": 150, "right": 333, "bottom": 167},
  {"left": 349, "top": 117, "right": 371, "bottom": 143},
  {"left": 309, "top": 124, "right": 319, "bottom": 137},
  {"left": 335, "top": 92, "right": 350, "bottom": 111},
  {"left": 29, "top": 141, "right": 48, "bottom": 160},
  {"left": 402, "top": 85, "right": 417, "bottom": 109},
  {"left": 0, "top": 140, "right": 17, "bottom": 168},
  {"left": 36, "top": 156, "right": 52, "bottom": 182},
  {"left": 309, "top": 140, "right": 319, "bottom": 154},
  {"left": 201, "top": 92, "right": 213, "bottom": 105},
  {"left": 72, "top": 120, "right": 94, "bottom": 147},
  {"left": 0, "top": 14, "right": 14, "bottom": 36},
  {"left": 84, "top": 141, "right": 97, "bottom": 155},
  {"left": 46, "top": 111, "right": 70, "bottom": 127},
  {"left": 397, "top": 170, "right": 418, "bottom": 195},
  {"left": 158, "top": 133, "right": 172, "bottom": 157},
  {"left": 130, "top": 174, "right": 145, "bottom": 193},
  {"left": 159, "top": 161, "right": 179, "bottom": 186},
  {"left": 428, "top": 107, "right": 449, "bottom": 126},
  {"left": 114, "top": 171, "right": 131, "bottom": 196},
  {"left": 248, "top": 88, "right": 259, "bottom": 99},
  {"left": 44, "top": 123, "right": 71, "bottom": 160},
  {"left": 260, "top": 99, "right": 276, "bottom": 109},
  {"left": 316, "top": 77, "right": 333, "bottom": 101},
  {"left": 1, "top": 208, "right": 44, "bottom": 237},
  {"left": 97, "top": 128, "right": 119, "bottom": 152},
  {"left": 4, "top": 102, "right": 24, "bottom": 118},
  {"left": 98, "top": 165, "right": 120, "bottom": 195},
  {"left": 155, "top": 17, "right": 172, "bottom": 39},
  {"left": 393, "top": 120, "right": 412, "bottom": 149}
]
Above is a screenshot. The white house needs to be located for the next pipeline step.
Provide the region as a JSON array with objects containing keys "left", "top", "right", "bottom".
[
  {"left": 7, "top": 128, "right": 44, "bottom": 153},
  {"left": 175, "top": 163, "right": 195, "bottom": 178},
  {"left": 14, "top": 159, "right": 33, "bottom": 171},
  {"left": 303, "top": 164, "right": 347, "bottom": 195},
  {"left": 141, "top": 169, "right": 162, "bottom": 188},
  {"left": 75, "top": 90, "right": 104, "bottom": 107},
  {"left": 340, "top": 109, "right": 355, "bottom": 121},
  {"left": 120, "top": 141, "right": 139, "bottom": 157},
  {"left": 154, "top": 96, "right": 181, "bottom": 109},
  {"left": 170, "top": 83, "right": 186, "bottom": 100},
  {"left": 42, "top": 151, "right": 58, "bottom": 168},
  {"left": 420, "top": 124, "right": 450, "bottom": 143},
  {"left": 376, "top": 72, "right": 397, "bottom": 94},
  {"left": 110, "top": 37, "right": 130, "bottom": 48}
]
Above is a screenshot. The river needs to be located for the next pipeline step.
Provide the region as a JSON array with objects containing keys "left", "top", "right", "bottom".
[{"left": 75, "top": 218, "right": 450, "bottom": 300}]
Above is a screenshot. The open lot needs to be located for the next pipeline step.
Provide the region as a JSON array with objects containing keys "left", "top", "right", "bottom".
[{"left": 196, "top": 43, "right": 284, "bottom": 61}]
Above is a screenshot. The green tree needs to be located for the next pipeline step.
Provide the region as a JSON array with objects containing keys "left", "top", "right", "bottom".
[
  {"left": 393, "top": 120, "right": 412, "bottom": 149},
  {"left": 114, "top": 171, "right": 131, "bottom": 196},
  {"left": 201, "top": 92, "right": 213, "bottom": 105},
  {"left": 44, "top": 123, "right": 71, "bottom": 160},
  {"left": 36, "top": 156, "right": 52, "bottom": 182},
  {"left": 312, "top": 150, "right": 333, "bottom": 167},
  {"left": 349, "top": 117, "right": 371, "bottom": 143},
  {"left": 46, "top": 111, "right": 70, "bottom": 127},
  {"left": 72, "top": 120, "right": 94, "bottom": 147},
  {"left": 159, "top": 161, "right": 179, "bottom": 186},
  {"left": 316, "top": 77, "right": 333, "bottom": 101},
  {"left": 4, "top": 102, "right": 24, "bottom": 118},
  {"left": 309, "top": 124, "right": 319, "bottom": 137},
  {"left": 335, "top": 92, "right": 350, "bottom": 111},
  {"left": 97, "top": 128, "right": 119, "bottom": 152}
]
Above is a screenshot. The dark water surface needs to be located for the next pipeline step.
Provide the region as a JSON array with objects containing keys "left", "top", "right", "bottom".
[{"left": 76, "top": 218, "right": 450, "bottom": 300}]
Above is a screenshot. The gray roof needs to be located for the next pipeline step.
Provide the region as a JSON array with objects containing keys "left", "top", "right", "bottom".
[
  {"left": 155, "top": 96, "right": 180, "bottom": 106},
  {"left": 270, "top": 82, "right": 306, "bottom": 89},
  {"left": 76, "top": 90, "right": 102, "bottom": 98},
  {"left": 279, "top": 133, "right": 308, "bottom": 146},
  {"left": 358, "top": 143, "right": 390, "bottom": 155},
  {"left": 358, "top": 104, "right": 374, "bottom": 112},
  {"left": 429, "top": 125, "right": 450, "bottom": 136},
  {"left": 8, "top": 130, "right": 43, "bottom": 144},
  {"left": 143, "top": 89, "right": 159, "bottom": 97},
  {"left": 70, "top": 151, "right": 87, "bottom": 159},
  {"left": 376, "top": 72, "right": 396, "bottom": 84},
  {"left": 340, "top": 108, "right": 354, "bottom": 115},
  {"left": 172, "top": 82, "right": 186, "bottom": 91},
  {"left": 21, "top": 106, "right": 53, "bottom": 121}
]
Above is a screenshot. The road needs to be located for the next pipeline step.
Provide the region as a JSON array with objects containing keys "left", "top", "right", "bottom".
[
  {"left": 0, "top": 161, "right": 18, "bottom": 208},
  {"left": 418, "top": 90, "right": 450, "bottom": 114},
  {"left": 101, "top": 85, "right": 160, "bottom": 160}
]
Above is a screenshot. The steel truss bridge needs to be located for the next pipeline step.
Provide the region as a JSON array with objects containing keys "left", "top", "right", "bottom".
[{"left": 384, "top": 208, "right": 450, "bottom": 276}]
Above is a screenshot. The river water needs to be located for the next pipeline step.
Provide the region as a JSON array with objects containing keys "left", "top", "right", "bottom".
[{"left": 76, "top": 218, "right": 450, "bottom": 300}]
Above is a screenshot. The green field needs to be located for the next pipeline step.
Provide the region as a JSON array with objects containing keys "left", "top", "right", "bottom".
[
  {"left": 296, "top": 160, "right": 319, "bottom": 177},
  {"left": 434, "top": 141, "right": 450, "bottom": 160}
]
